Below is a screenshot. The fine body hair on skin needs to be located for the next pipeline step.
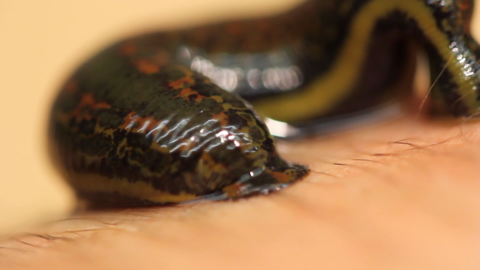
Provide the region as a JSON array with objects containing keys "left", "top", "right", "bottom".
[
  {"left": 1, "top": 0, "right": 480, "bottom": 268},
  {"left": 0, "top": 116, "right": 479, "bottom": 270}
]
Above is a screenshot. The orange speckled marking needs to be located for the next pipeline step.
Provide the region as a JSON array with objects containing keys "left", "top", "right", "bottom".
[
  {"left": 269, "top": 170, "right": 294, "bottom": 183},
  {"left": 176, "top": 88, "right": 204, "bottom": 101},
  {"left": 134, "top": 59, "right": 159, "bottom": 74},
  {"left": 169, "top": 76, "right": 195, "bottom": 89},
  {"left": 119, "top": 112, "right": 139, "bottom": 129},
  {"left": 198, "top": 152, "right": 228, "bottom": 181},
  {"left": 210, "top": 96, "right": 224, "bottom": 103},
  {"left": 211, "top": 111, "right": 229, "bottom": 126},
  {"left": 222, "top": 183, "right": 244, "bottom": 198},
  {"left": 120, "top": 42, "right": 137, "bottom": 56},
  {"left": 72, "top": 94, "right": 111, "bottom": 117}
]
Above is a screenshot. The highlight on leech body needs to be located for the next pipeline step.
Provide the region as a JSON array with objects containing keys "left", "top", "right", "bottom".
[
  {"left": 48, "top": 0, "right": 480, "bottom": 208},
  {"left": 48, "top": 61, "right": 309, "bottom": 207},
  {"left": 152, "top": 0, "right": 480, "bottom": 127}
]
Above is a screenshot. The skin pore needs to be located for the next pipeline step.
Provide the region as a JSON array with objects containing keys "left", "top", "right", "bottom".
[{"left": 1, "top": 1, "right": 479, "bottom": 269}]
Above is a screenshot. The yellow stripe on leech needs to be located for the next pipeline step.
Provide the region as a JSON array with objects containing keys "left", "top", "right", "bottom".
[
  {"left": 253, "top": 0, "right": 477, "bottom": 122},
  {"left": 71, "top": 173, "right": 197, "bottom": 203}
]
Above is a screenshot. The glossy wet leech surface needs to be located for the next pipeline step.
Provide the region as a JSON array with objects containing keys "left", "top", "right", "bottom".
[
  {"left": 5, "top": 116, "right": 480, "bottom": 270},
  {"left": 50, "top": 59, "right": 308, "bottom": 206},
  {"left": 48, "top": 0, "right": 480, "bottom": 208}
]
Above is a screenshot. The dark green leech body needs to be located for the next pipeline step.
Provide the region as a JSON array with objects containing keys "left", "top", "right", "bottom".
[
  {"left": 113, "top": 0, "right": 480, "bottom": 123},
  {"left": 49, "top": 0, "right": 480, "bottom": 206},
  {"left": 50, "top": 55, "right": 309, "bottom": 206}
]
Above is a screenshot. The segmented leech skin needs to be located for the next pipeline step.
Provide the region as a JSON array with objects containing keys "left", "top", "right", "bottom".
[
  {"left": 49, "top": 0, "right": 480, "bottom": 207},
  {"left": 50, "top": 61, "right": 309, "bottom": 207}
]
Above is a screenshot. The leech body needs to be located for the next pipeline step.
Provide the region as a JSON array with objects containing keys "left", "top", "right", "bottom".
[{"left": 49, "top": 0, "right": 480, "bottom": 207}]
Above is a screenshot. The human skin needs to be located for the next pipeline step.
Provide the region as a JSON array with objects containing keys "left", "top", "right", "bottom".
[
  {"left": 1, "top": 0, "right": 480, "bottom": 268},
  {"left": 0, "top": 111, "right": 478, "bottom": 270}
]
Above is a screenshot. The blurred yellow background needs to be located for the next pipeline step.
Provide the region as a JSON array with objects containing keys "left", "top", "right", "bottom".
[
  {"left": 0, "top": 0, "right": 478, "bottom": 235},
  {"left": 0, "top": 0, "right": 305, "bottom": 235}
]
